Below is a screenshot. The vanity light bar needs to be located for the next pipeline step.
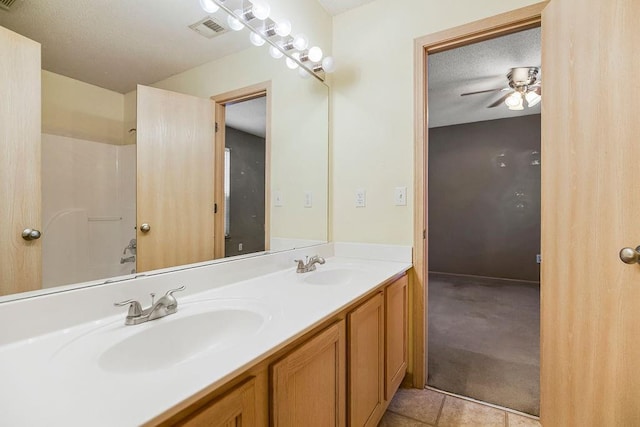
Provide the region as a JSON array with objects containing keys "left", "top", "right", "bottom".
[{"left": 206, "top": 0, "right": 334, "bottom": 81}]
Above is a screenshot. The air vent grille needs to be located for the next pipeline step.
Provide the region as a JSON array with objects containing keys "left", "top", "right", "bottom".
[
  {"left": 189, "top": 16, "right": 228, "bottom": 39},
  {"left": 0, "top": 0, "right": 18, "bottom": 11}
]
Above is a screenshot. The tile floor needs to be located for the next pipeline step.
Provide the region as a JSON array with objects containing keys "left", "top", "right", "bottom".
[{"left": 379, "top": 388, "right": 541, "bottom": 427}]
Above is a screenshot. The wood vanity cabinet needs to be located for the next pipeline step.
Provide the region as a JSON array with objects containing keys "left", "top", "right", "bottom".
[
  {"left": 172, "top": 377, "right": 257, "bottom": 427},
  {"left": 271, "top": 320, "right": 346, "bottom": 427},
  {"left": 385, "top": 274, "right": 408, "bottom": 399},
  {"left": 151, "top": 273, "right": 408, "bottom": 427},
  {"left": 348, "top": 292, "right": 385, "bottom": 427},
  {"left": 347, "top": 274, "right": 408, "bottom": 426}
]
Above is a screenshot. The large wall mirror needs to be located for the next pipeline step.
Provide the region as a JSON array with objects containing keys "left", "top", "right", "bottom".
[{"left": 0, "top": 0, "right": 329, "bottom": 301}]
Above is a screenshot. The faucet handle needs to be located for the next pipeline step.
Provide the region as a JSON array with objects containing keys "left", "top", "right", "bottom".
[
  {"left": 114, "top": 299, "right": 143, "bottom": 317},
  {"left": 164, "top": 285, "right": 186, "bottom": 297}
]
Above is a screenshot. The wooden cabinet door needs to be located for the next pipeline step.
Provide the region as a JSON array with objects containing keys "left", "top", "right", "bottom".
[
  {"left": 0, "top": 26, "right": 41, "bottom": 296},
  {"left": 541, "top": 0, "right": 640, "bottom": 425},
  {"left": 271, "top": 320, "right": 346, "bottom": 427},
  {"left": 349, "top": 292, "right": 385, "bottom": 427},
  {"left": 136, "top": 85, "right": 215, "bottom": 272},
  {"left": 175, "top": 377, "right": 255, "bottom": 427},
  {"left": 385, "top": 275, "right": 408, "bottom": 400}
]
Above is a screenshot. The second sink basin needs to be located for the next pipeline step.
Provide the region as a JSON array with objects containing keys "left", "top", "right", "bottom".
[{"left": 302, "top": 268, "right": 364, "bottom": 286}]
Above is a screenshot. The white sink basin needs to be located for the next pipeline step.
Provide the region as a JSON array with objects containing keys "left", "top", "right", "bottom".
[
  {"left": 99, "top": 308, "right": 265, "bottom": 373},
  {"left": 302, "top": 268, "right": 361, "bottom": 285},
  {"left": 50, "top": 299, "right": 271, "bottom": 374}
]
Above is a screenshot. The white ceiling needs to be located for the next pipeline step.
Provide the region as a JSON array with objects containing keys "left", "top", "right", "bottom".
[
  {"left": 226, "top": 97, "right": 267, "bottom": 138},
  {"left": 316, "top": 0, "right": 376, "bottom": 16},
  {"left": 0, "top": 0, "right": 251, "bottom": 93},
  {"left": 428, "top": 27, "right": 541, "bottom": 128}
]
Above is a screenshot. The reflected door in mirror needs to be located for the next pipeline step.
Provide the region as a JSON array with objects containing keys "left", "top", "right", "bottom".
[
  {"left": 136, "top": 85, "right": 215, "bottom": 272},
  {"left": 0, "top": 27, "right": 41, "bottom": 296}
]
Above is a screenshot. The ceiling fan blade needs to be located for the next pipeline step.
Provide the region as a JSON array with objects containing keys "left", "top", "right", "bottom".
[
  {"left": 460, "top": 87, "right": 507, "bottom": 96},
  {"left": 487, "top": 92, "right": 513, "bottom": 108}
]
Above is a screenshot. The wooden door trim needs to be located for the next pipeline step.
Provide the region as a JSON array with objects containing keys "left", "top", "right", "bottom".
[
  {"left": 211, "top": 81, "right": 272, "bottom": 258},
  {"left": 412, "top": 1, "right": 548, "bottom": 388}
]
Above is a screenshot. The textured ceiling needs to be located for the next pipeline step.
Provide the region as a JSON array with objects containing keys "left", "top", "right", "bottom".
[
  {"left": 316, "top": 0, "right": 376, "bottom": 16},
  {"left": 226, "top": 97, "right": 267, "bottom": 138},
  {"left": 428, "top": 27, "right": 541, "bottom": 128},
  {"left": 0, "top": 0, "right": 251, "bottom": 93}
]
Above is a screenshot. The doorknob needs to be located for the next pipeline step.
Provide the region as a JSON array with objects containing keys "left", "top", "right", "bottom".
[
  {"left": 22, "top": 228, "right": 41, "bottom": 241},
  {"left": 619, "top": 246, "right": 640, "bottom": 264},
  {"left": 140, "top": 223, "right": 151, "bottom": 233}
]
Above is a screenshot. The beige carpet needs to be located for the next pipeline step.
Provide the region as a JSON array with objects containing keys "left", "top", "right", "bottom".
[{"left": 427, "top": 273, "right": 540, "bottom": 415}]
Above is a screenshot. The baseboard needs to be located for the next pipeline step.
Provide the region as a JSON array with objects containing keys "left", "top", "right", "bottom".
[{"left": 428, "top": 270, "right": 539, "bottom": 286}]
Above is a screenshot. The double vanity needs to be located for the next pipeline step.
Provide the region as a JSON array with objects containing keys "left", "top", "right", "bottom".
[{"left": 0, "top": 243, "right": 411, "bottom": 426}]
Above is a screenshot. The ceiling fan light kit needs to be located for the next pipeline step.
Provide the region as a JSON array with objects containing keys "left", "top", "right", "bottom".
[{"left": 461, "top": 66, "right": 542, "bottom": 110}]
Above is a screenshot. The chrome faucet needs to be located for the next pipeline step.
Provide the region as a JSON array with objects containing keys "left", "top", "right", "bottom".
[
  {"left": 114, "top": 285, "right": 185, "bottom": 325},
  {"left": 294, "top": 255, "right": 326, "bottom": 273},
  {"left": 120, "top": 255, "right": 135, "bottom": 264}
]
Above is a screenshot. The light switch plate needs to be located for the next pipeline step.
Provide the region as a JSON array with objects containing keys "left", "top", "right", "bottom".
[
  {"left": 355, "top": 189, "right": 366, "bottom": 207},
  {"left": 274, "top": 191, "right": 283, "bottom": 207},
  {"left": 304, "top": 191, "right": 313, "bottom": 208},
  {"left": 394, "top": 186, "right": 407, "bottom": 206}
]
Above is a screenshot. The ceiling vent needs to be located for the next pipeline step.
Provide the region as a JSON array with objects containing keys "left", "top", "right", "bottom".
[
  {"left": 0, "top": 0, "right": 18, "bottom": 11},
  {"left": 189, "top": 16, "right": 228, "bottom": 39}
]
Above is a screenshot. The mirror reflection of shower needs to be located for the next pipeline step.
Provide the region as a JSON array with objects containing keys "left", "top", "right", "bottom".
[{"left": 41, "top": 134, "right": 137, "bottom": 288}]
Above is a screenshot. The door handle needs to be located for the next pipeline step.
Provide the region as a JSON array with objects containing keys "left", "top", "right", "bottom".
[
  {"left": 140, "top": 223, "right": 151, "bottom": 233},
  {"left": 22, "top": 228, "right": 41, "bottom": 241},
  {"left": 619, "top": 246, "right": 640, "bottom": 264}
]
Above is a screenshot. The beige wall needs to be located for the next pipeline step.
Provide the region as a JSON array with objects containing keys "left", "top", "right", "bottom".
[
  {"left": 42, "top": 70, "right": 126, "bottom": 145},
  {"left": 331, "top": 0, "right": 542, "bottom": 245}
]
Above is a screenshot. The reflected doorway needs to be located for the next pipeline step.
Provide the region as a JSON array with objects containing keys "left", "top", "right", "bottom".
[
  {"left": 224, "top": 97, "right": 267, "bottom": 257},
  {"left": 213, "top": 83, "right": 270, "bottom": 259}
]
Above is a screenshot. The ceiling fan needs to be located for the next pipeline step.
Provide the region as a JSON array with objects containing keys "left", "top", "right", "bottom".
[{"left": 460, "top": 67, "right": 541, "bottom": 110}]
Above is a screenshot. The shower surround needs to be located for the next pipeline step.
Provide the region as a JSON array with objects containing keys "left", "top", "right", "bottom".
[{"left": 41, "top": 134, "right": 136, "bottom": 288}]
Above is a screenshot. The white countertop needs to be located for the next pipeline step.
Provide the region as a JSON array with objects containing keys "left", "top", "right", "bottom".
[{"left": 0, "top": 254, "right": 410, "bottom": 426}]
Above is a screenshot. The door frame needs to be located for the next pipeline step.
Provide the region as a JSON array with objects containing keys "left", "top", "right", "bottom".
[
  {"left": 211, "top": 81, "right": 272, "bottom": 259},
  {"left": 411, "top": 2, "right": 548, "bottom": 388}
]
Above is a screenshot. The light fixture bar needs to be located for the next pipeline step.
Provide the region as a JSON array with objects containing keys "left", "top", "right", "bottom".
[{"left": 210, "top": 0, "right": 325, "bottom": 82}]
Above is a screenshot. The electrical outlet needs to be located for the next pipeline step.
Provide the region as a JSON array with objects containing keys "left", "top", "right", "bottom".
[
  {"left": 394, "top": 186, "right": 407, "bottom": 206},
  {"left": 355, "top": 189, "right": 366, "bottom": 207},
  {"left": 536, "top": 254, "right": 542, "bottom": 263},
  {"left": 274, "top": 191, "right": 283, "bottom": 207},
  {"left": 304, "top": 191, "right": 313, "bottom": 208},
  {"left": 238, "top": 243, "right": 243, "bottom": 251}
]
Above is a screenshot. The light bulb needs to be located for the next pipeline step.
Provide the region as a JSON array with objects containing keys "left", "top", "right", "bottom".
[
  {"left": 292, "top": 34, "right": 308, "bottom": 51},
  {"left": 525, "top": 90, "right": 541, "bottom": 107},
  {"left": 308, "top": 46, "right": 323, "bottom": 62},
  {"left": 249, "top": 32, "right": 265, "bottom": 46},
  {"left": 251, "top": 0, "right": 270, "bottom": 20},
  {"left": 199, "top": 0, "right": 219, "bottom": 13},
  {"left": 505, "top": 92, "right": 524, "bottom": 111},
  {"left": 286, "top": 53, "right": 300, "bottom": 69},
  {"left": 298, "top": 67, "right": 311, "bottom": 79},
  {"left": 275, "top": 19, "right": 291, "bottom": 37},
  {"left": 269, "top": 45, "right": 283, "bottom": 59},
  {"left": 228, "top": 11, "right": 244, "bottom": 31},
  {"left": 321, "top": 56, "right": 336, "bottom": 73}
]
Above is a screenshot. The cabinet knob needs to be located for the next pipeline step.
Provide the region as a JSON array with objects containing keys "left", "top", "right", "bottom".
[{"left": 140, "top": 223, "right": 151, "bottom": 233}]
